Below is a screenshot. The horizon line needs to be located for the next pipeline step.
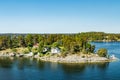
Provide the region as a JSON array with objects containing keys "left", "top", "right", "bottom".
[{"left": 0, "top": 31, "right": 119, "bottom": 34}]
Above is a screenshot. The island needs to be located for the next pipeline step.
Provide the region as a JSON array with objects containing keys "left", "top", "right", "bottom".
[{"left": 0, "top": 32, "right": 118, "bottom": 63}]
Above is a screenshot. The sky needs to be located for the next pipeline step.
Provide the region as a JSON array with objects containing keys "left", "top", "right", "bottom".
[{"left": 0, "top": 0, "right": 120, "bottom": 33}]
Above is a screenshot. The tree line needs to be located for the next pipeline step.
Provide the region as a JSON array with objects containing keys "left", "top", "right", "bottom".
[
  {"left": 80, "top": 32, "right": 120, "bottom": 41},
  {"left": 0, "top": 33, "right": 95, "bottom": 54},
  {"left": 1, "top": 32, "right": 119, "bottom": 55}
]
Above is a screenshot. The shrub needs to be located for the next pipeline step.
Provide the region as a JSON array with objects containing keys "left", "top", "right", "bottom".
[
  {"left": 82, "top": 49, "right": 88, "bottom": 54},
  {"left": 27, "top": 46, "right": 32, "bottom": 52},
  {"left": 60, "top": 52, "right": 68, "bottom": 58},
  {"left": 39, "top": 53, "right": 44, "bottom": 57},
  {"left": 73, "top": 45, "right": 80, "bottom": 53},
  {"left": 97, "top": 48, "right": 108, "bottom": 57},
  {"left": 12, "top": 48, "right": 17, "bottom": 53},
  {"left": 45, "top": 52, "right": 50, "bottom": 56},
  {"left": 32, "top": 48, "right": 38, "bottom": 55},
  {"left": 23, "top": 48, "right": 29, "bottom": 54},
  {"left": 82, "top": 55, "right": 85, "bottom": 58}
]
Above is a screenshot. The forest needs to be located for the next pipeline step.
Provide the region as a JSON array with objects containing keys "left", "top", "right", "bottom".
[{"left": 0, "top": 32, "right": 119, "bottom": 55}]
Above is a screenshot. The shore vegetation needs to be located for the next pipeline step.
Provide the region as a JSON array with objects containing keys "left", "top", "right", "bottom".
[{"left": 0, "top": 32, "right": 118, "bottom": 63}]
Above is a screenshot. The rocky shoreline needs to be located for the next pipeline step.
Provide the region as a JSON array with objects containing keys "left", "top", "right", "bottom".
[
  {"left": 0, "top": 51, "right": 118, "bottom": 63},
  {"left": 39, "top": 55, "right": 115, "bottom": 63}
]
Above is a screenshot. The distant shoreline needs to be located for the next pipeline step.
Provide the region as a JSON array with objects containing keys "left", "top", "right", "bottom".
[{"left": 91, "top": 40, "right": 120, "bottom": 42}]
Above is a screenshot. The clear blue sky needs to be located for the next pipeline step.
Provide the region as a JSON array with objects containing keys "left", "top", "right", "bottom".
[{"left": 0, "top": 0, "right": 120, "bottom": 33}]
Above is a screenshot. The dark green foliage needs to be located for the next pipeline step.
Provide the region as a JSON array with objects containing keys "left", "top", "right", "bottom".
[
  {"left": 27, "top": 46, "right": 32, "bottom": 52},
  {"left": 79, "top": 32, "right": 120, "bottom": 41},
  {"left": 18, "top": 35, "right": 26, "bottom": 47},
  {"left": 97, "top": 48, "right": 108, "bottom": 57},
  {"left": 32, "top": 48, "right": 38, "bottom": 55},
  {"left": 12, "top": 36, "right": 19, "bottom": 48},
  {"left": 73, "top": 45, "right": 80, "bottom": 53},
  {"left": 38, "top": 41, "right": 44, "bottom": 53},
  {"left": 0, "top": 33, "right": 97, "bottom": 54},
  {"left": 85, "top": 43, "right": 91, "bottom": 52},
  {"left": 90, "top": 45, "right": 95, "bottom": 53},
  {"left": 7, "top": 37, "right": 12, "bottom": 49},
  {"left": 25, "top": 34, "right": 33, "bottom": 47},
  {"left": 33, "top": 34, "right": 39, "bottom": 44},
  {"left": 52, "top": 41, "right": 61, "bottom": 48},
  {"left": 85, "top": 43, "right": 95, "bottom": 53}
]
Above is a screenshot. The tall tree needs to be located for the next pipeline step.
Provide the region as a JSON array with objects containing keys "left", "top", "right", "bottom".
[{"left": 25, "top": 34, "right": 33, "bottom": 47}]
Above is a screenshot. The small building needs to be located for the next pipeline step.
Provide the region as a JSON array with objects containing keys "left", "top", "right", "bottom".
[{"left": 51, "top": 47, "right": 60, "bottom": 54}]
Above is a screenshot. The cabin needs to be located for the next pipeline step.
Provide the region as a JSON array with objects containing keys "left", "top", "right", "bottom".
[{"left": 51, "top": 47, "right": 60, "bottom": 54}]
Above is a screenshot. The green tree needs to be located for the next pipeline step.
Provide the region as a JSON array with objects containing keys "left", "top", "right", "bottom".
[
  {"left": 7, "top": 36, "right": 13, "bottom": 49},
  {"left": 12, "top": 35, "right": 19, "bottom": 48},
  {"left": 18, "top": 35, "right": 26, "bottom": 47},
  {"left": 25, "top": 34, "right": 33, "bottom": 47},
  {"left": 32, "top": 47, "right": 38, "bottom": 55},
  {"left": 52, "top": 42, "right": 61, "bottom": 48},
  {"left": 73, "top": 45, "right": 80, "bottom": 53},
  {"left": 33, "top": 34, "right": 39, "bottom": 44},
  {"left": 97, "top": 48, "right": 107, "bottom": 57},
  {"left": 90, "top": 45, "right": 95, "bottom": 53},
  {"left": 38, "top": 41, "right": 44, "bottom": 53}
]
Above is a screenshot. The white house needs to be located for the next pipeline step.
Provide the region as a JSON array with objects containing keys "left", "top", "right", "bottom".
[{"left": 51, "top": 47, "right": 60, "bottom": 54}]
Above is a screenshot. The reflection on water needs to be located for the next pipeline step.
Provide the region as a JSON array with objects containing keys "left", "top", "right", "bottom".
[
  {"left": 16, "top": 58, "right": 36, "bottom": 69},
  {"left": 0, "top": 42, "right": 120, "bottom": 80},
  {"left": 0, "top": 57, "right": 14, "bottom": 68},
  {"left": 37, "top": 60, "right": 45, "bottom": 70},
  {"left": 0, "top": 57, "right": 109, "bottom": 73},
  {"left": 0, "top": 56, "right": 115, "bottom": 80},
  {"left": 61, "top": 63, "right": 86, "bottom": 74},
  {"left": 61, "top": 62, "right": 109, "bottom": 74},
  {"left": 95, "top": 63, "right": 109, "bottom": 70}
]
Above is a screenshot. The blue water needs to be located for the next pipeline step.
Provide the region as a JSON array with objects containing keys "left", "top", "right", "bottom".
[
  {"left": 0, "top": 42, "right": 120, "bottom": 80},
  {"left": 91, "top": 42, "right": 120, "bottom": 58}
]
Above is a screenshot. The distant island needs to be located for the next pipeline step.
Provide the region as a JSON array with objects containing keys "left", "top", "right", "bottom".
[{"left": 0, "top": 32, "right": 118, "bottom": 63}]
